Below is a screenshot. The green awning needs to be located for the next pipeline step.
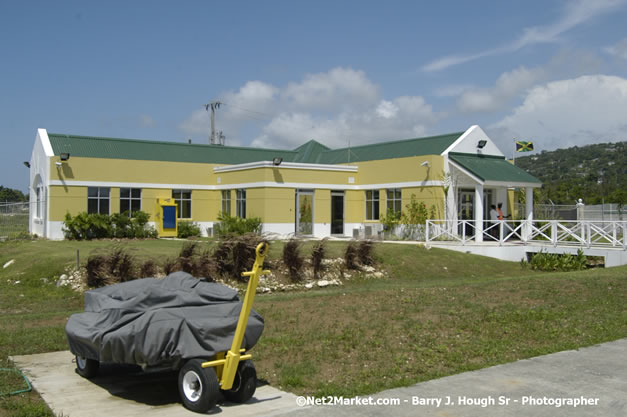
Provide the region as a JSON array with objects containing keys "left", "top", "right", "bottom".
[{"left": 449, "top": 152, "right": 541, "bottom": 186}]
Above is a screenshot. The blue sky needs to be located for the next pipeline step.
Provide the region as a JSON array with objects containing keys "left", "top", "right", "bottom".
[{"left": 2, "top": 0, "right": 627, "bottom": 192}]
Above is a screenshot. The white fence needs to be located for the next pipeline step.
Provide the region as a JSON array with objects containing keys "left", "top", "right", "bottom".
[
  {"left": 0, "top": 201, "right": 30, "bottom": 239},
  {"left": 426, "top": 219, "right": 627, "bottom": 249}
]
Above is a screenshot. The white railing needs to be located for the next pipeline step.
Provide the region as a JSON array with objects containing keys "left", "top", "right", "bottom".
[{"left": 426, "top": 220, "right": 627, "bottom": 249}]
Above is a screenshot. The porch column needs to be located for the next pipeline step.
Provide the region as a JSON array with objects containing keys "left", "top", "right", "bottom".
[
  {"left": 523, "top": 186, "right": 533, "bottom": 241},
  {"left": 475, "top": 184, "right": 484, "bottom": 242}
]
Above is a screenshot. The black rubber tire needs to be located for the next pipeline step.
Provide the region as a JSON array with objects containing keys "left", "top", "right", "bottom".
[
  {"left": 178, "top": 359, "right": 220, "bottom": 413},
  {"left": 75, "top": 355, "right": 99, "bottom": 379},
  {"left": 222, "top": 361, "right": 257, "bottom": 403}
]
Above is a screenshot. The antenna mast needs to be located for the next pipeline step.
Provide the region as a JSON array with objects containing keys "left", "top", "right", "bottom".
[{"left": 204, "top": 101, "right": 224, "bottom": 145}]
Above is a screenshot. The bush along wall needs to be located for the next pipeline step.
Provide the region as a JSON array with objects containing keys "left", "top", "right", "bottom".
[{"left": 63, "top": 211, "right": 158, "bottom": 240}]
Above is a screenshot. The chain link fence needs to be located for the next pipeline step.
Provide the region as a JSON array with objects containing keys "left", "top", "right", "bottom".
[
  {"left": 0, "top": 202, "right": 30, "bottom": 239},
  {"left": 512, "top": 203, "right": 625, "bottom": 221}
]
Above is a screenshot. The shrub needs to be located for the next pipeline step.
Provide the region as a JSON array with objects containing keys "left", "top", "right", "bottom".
[
  {"left": 380, "top": 208, "right": 401, "bottom": 235},
  {"left": 85, "top": 246, "right": 137, "bottom": 286},
  {"left": 344, "top": 240, "right": 359, "bottom": 270},
  {"left": 311, "top": 238, "right": 327, "bottom": 278},
  {"left": 191, "top": 249, "right": 216, "bottom": 280},
  {"left": 528, "top": 249, "right": 587, "bottom": 272},
  {"left": 214, "top": 240, "right": 233, "bottom": 276},
  {"left": 177, "top": 242, "right": 198, "bottom": 273},
  {"left": 177, "top": 221, "right": 202, "bottom": 239},
  {"left": 163, "top": 257, "right": 179, "bottom": 275},
  {"left": 357, "top": 240, "right": 375, "bottom": 266},
  {"left": 214, "top": 212, "right": 262, "bottom": 237},
  {"left": 231, "top": 234, "right": 263, "bottom": 280},
  {"left": 106, "top": 247, "right": 137, "bottom": 282},
  {"left": 63, "top": 211, "right": 156, "bottom": 240},
  {"left": 86, "top": 254, "right": 109, "bottom": 287},
  {"left": 283, "top": 238, "right": 304, "bottom": 281},
  {"left": 139, "top": 259, "right": 159, "bottom": 277}
]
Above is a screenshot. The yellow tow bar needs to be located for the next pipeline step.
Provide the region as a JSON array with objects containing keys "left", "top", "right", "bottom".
[{"left": 201, "top": 242, "right": 270, "bottom": 390}]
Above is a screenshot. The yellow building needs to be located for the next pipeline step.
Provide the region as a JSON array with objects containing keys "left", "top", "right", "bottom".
[{"left": 28, "top": 126, "right": 541, "bottom": 239}]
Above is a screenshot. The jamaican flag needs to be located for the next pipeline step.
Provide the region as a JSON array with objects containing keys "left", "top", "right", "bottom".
[{"left": 516, "top": 140, "right": 534, "bottom": 152}]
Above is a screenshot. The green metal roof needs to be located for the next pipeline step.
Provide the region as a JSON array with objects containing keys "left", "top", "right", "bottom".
[
  {"left": 449, "top": 153, "right": 541, "bottom": 184},
  {"left": 48, "top": 133, "right": 299, "bottom": 165},
  {"left": 291, "top": 140, "right": 331, "bottom": 163},
  {"left": 315, "top": 132, "right": 463, "bottom": 164},
  {"left": 47, "top": 131, "right": 464, "bottom": 165}
]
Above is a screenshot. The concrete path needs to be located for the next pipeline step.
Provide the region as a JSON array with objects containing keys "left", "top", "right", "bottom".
[
  {"left": 285, "top": 338, "right": 627, "bottom": 417},
  {"left": 11, "top": 339, "right": 627, "bottom": 417},
  {"left": 10, "top": 350, "right": 301, "bottom": 417}
]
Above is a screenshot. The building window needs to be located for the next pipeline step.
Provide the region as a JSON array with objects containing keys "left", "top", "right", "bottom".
[
  {"left": 221, "top": 190, "right": 231, "bottom": 216},
  {"left": 236, "top": 189, "right": 246, "bottom": 218},
  {"left": 172, "top": 189, "right": 192, "bottom": 219},
  {"left": 88, "top": 187, "right": 110, "bottom": 215},
  {"left": 35, "top": 186, "right": 42, "bottom": 219},
  {"left": 120, "top": 188, "right": 141, "bottom": 216},
  {"left": 387, "top": 188, "right": 402, "bottom": 215},
  {"left": 365, "top": 190, "right": 379, "bottom": 220}
]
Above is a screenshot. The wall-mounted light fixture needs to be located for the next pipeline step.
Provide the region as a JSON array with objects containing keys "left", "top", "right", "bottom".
[
  {"left": 420, "top": 161, "right": 430, "bottom": 168},
  {"left": 477, "top": 140, "right": 487, "bottom": 149},
  {"left": 23, "top": 161, "right": 30, "bottom": 168},
  {"left": 272, "top": 157, "right": 283, "bottom": 166},
  {"left": 60, "top": 153, "right": 70, "bottom": 161}
]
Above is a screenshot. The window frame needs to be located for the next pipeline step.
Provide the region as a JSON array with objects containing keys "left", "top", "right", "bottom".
[
  {"left": 365, "top": 190, "right": 380, "bottom": 220},
  {"left": 87, "top": 187, "right": 110, "bottom": 215},
  {"left": 120, "top": 188, "right": 142, "bottom": 217},
  {"left": 386, "top": 188, "right": 402, "bottom": 215},
  {"left": 236, "top": 189, "right": 246, "bottom": 219},
  {"left": 221, "top": 190, "right": 231, "bottom": 216},
  {"left": 172, "top": 189, "right": 192, "bottom": 219}
]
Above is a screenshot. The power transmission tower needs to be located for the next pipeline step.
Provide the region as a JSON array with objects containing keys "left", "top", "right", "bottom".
[{"left": 204, "top": 101, "right": 224, "bottom": 145}]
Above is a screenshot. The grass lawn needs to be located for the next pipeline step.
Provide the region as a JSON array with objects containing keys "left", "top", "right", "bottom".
[{"left": 0, "top": 238, "right": 626, "bottom": 416}]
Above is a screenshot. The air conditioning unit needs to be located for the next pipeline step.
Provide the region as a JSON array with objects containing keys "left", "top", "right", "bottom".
[
  {"left": 365, "top": 225, "right": 373, "bottom": 237},
  {"left": 206, "top": 227, "right": 213, "bottom": 237},
  {"left": 353, "top": 228, "right": 360, "bottom": 238}
]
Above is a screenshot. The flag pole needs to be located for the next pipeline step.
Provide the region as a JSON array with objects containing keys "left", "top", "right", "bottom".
[{"left": 513, "top": 139, "right": 516, "bottom": 165}]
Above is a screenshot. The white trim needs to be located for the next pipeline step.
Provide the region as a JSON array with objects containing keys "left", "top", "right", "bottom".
[
  {"left": 214, "top": 161, "right": 358, "bottom": 173},
  {"left": 484, "top": 180, "right": 542, "bottom": 188},
  {"left": 441, "top": 125, "right": 476, "bottom": 155},
  {"left": 48, "top": 179, "right": 445, "bottom": 191},
  {"left": 38, "top": 128, "right": 54, "bottom": 157}
]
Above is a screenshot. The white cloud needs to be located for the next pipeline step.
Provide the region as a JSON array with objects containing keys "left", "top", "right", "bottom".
[
  {"left": 423, "top": 0, "right": 626, "bottom": 72},
  {"left": 180, "top": 67, "right": 439, "bottom": 149},
  {"left": 457, "top": 66, "right": 545, "bottom": 113},
  {"left": 491, "top": 75, "right": 627, "bottom": 151},
  {"left": 605, "top": 37, "right": 627, "bottom": 59},
  {"left": 252, "top": 96, "right": 437, "bottom": 149},
  {"left": 282, "top": 67, "right": 379, "bottom": 111}
]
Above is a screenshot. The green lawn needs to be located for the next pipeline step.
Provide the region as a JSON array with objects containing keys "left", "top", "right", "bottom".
[{"left": 0, "top": 238, "right": 625, "bottom": 416}]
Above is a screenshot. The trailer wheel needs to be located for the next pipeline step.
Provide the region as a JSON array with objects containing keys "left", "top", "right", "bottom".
[
  {"left": 179, "top": 359, "right": 219, "bottom": 413},
  {"left": 223, "top": 360, "right": 257, "bottom": 403},
  {"left": 75, "top": 355, "right": 99, "bottom": 379}
]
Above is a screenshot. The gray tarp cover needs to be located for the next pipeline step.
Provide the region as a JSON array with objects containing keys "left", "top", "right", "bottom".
[{"left": 65, "top": 272, "right": 264, "bottom": 370}]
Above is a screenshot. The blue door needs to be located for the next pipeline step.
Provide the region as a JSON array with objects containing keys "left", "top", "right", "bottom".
[{"left": 163, "top": 206, "right": 176, "bottom": 229}]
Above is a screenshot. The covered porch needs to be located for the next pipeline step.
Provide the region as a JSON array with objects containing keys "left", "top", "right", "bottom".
[{"left": 443, "top": 152, "right": 542, "bottom": 243}]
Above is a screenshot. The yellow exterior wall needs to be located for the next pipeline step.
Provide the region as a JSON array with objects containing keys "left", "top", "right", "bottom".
[
  {"left": 50, "top": 158, "right": 215, "bottom": 185},
  {"left": 403, "top": 187, "right": 446, "bottom": 219},
  {"left": 47, "top": 154, "right": 448, "bottom": 226},
  {"left": 49, "top": 185, "right": 87, "bottom": 220},
  {"left": 345, "top": 190, "right": 363, "bottom": 223},
  {"left": 314, "top": 189, "right": 331, "bottom": 223},
  {"left": 353, "top": 155, "right": 443, "bottom": 185}
]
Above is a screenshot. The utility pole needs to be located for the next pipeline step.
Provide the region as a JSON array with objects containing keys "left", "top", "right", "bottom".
[{"left": 204, "top": 101, "right": 223, "bottom": 145}]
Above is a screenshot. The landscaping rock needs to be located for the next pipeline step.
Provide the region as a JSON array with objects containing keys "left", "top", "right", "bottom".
[
  {"left": 304, "top": 283, "right": 313, "bottom": 289},
  {"left": 317, "top": 280, "right": 329, "bottom": 287}
]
